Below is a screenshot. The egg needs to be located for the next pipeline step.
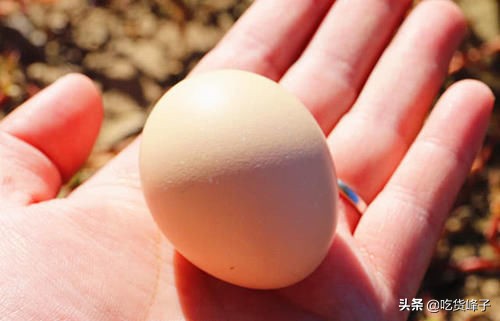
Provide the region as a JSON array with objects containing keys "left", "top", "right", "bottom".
[{"left": 139, "top": 69, "right": 338, "bottom": 289}]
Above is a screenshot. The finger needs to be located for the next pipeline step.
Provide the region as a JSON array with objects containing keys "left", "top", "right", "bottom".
[
  {"left": 280, "top": 0, "right": 412, "bottom": 133},
  {"left": 327, "top": 0, "right": 466, "bottom": 214},
  {"left": 0, "top": 74, "right": 102, "bottom": 207},
  {"left": 355, "top": 80, "right": 494, "bottom": 301},
  {"left": 193, "top": 0, "right": 334, "bottom": 80}
]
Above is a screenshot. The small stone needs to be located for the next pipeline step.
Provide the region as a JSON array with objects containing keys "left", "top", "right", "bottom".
[
  {"left": 72, "top": 9, "right": 110, "bottom": 50},
  {"left": 25, "top": 4, "right": 46, "bottom": 29},
  {"left": 155, "top": 21, "right": 186, "bottom": 58},
  {"left": 83, "top": 52, "right": 137, "bottom": 80},
  {"left": 45, "top": 40, "right": 60, "bottom": 59},
  {"left": 464, "top": 276, "right": 481, "bottom": 296},
  {"left": 140, "top": 76, "right": 164, "bottom": 105},
  {"left": 435, "top": 239, "right": 451, "bottom": 259},
  {"left": 451, "top": 245, "right": 476, "bottom": 261},
  {"left": 446, "top": 216, "right": 463, "bottom": 233},
  {"left": 456, "top": 0, "right": 499, "bottom": 42},
  {"left": 29, "top": 30, "right": 47, "bottom": 47},
  {"left": 478, "top": 244, "right": 497, "bottom": 260},
  {"left": 114, "top": 39, "right": 180, "bottom": 81},
  {"left": 27, "top": 63, "right": 81, "bottom": 85},
  {"left": 185, "top": 22, "right": 223, "bottom": 52},
  {"left": 47, "top": 11, "right": 69, "bottom": 33},
  {"left": 105, "top": 60, "right": 137, "bottom": 80},
  {"left": 480, "top": 278, "right": 500, "bottom": 297},
  {"left": 97, "top": 90, "right": 146, "bottom": 150},
  {"left": 4, "top": 12, "right": 34, "bottom": 37},
  {"left": 473, "top": 217, "right": 490, "bottom": 234},
  {"left": 135, "top": 12, "right": 157, "bottom": 38}
]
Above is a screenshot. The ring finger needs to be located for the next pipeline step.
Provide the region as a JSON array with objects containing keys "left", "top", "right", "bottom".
[{"left": 327, "top": 0, "right": 467, "bottom": 230}]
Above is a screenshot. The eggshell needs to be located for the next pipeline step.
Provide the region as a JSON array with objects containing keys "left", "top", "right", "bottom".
[{"left": 139, "top": 69, "right": 337, "bottom": 289}]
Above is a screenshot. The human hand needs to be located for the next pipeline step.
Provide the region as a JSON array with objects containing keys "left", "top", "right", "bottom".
[{"left": 0, "top": 1, "right": 494, "bottom": 320}]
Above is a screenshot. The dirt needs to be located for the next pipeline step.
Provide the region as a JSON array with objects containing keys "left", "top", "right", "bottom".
[{"left": 0, "top": 1, "right": 499, "bottom": 320}]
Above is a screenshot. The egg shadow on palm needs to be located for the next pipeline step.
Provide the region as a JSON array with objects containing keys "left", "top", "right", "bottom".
[{"left": 173, "top": 234, "right": 384, "bottom": 321}]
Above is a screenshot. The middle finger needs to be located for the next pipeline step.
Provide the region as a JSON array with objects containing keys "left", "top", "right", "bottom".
[
  {"left": 280, "top": 0, "right": 412, "bottom": 133},
  {"left": 328, "top": 0, "right": 466, "bottom": 227}
]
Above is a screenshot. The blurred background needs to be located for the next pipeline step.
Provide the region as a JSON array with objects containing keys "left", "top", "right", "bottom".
[{"left": 0, "top": 0, "right": 498, "bottom": 320}]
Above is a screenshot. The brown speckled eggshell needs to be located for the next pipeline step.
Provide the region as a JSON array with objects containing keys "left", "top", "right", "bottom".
[{"left": 140, "top": 69, "right": 337, "bottom": 289}]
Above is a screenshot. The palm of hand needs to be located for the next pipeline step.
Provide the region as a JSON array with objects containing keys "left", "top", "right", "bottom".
[{"left": 0, "top": 1, "right": 494, "bottom": 321}]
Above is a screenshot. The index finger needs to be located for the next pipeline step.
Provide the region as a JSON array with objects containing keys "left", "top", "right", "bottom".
[{"left": 193, "top": 0, "right": 334, "bottom": 80}]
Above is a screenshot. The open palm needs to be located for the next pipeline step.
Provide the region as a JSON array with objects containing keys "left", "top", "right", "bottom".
[{"left": 0, "top": 1, "right": 494, "bottom": 320}]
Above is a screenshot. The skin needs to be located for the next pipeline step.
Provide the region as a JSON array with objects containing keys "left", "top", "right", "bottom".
[{"left": 0, "top": 0, "right": 495, "bottom": 320}]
